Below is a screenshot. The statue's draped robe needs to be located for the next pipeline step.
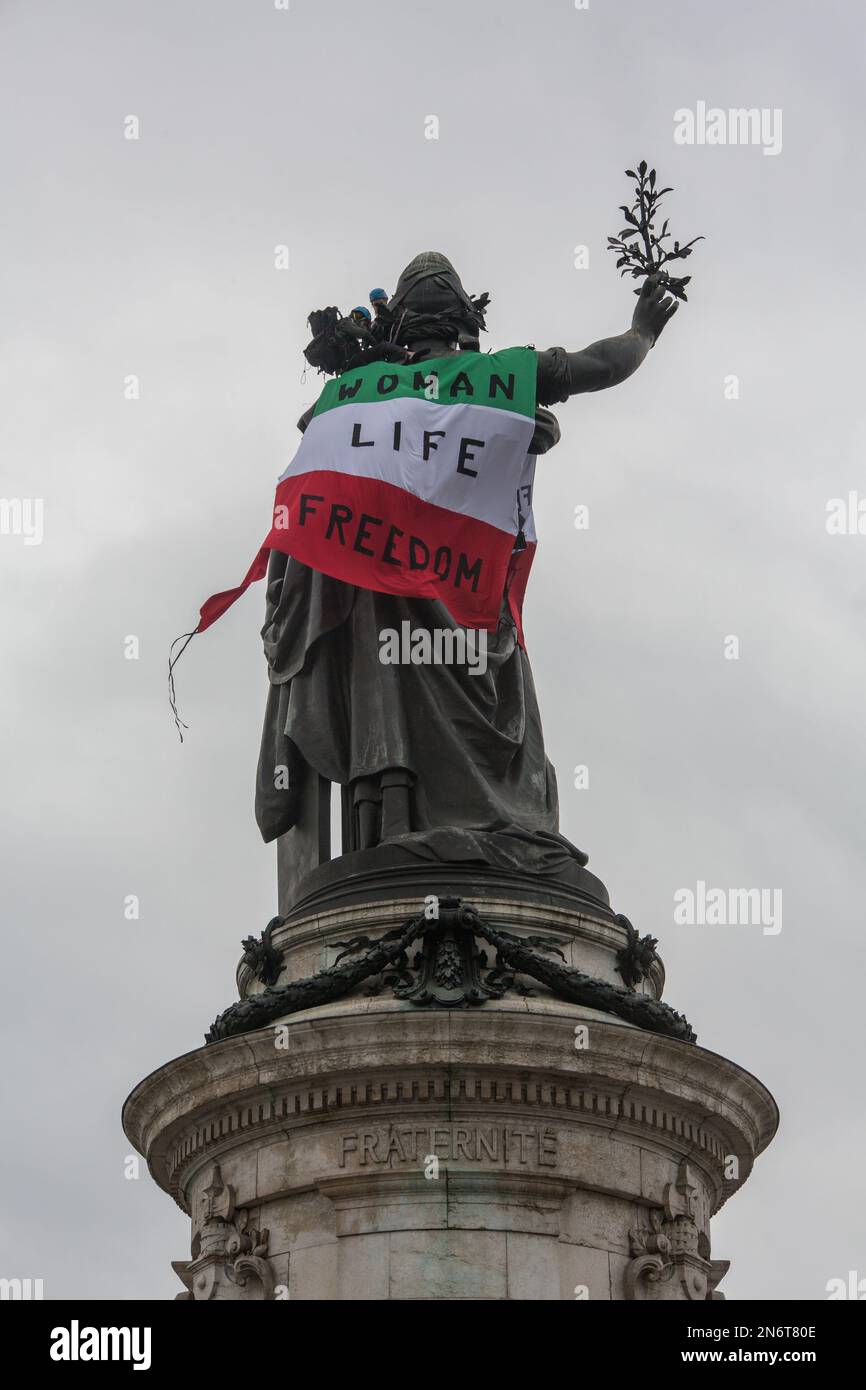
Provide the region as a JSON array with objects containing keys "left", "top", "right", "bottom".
[{"left": 255, "top": 348, "right": 587, "bottom": 873}]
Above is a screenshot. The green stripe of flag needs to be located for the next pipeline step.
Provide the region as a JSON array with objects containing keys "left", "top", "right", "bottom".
[{"left": 312, "top": 347, "right": 537, "bottom": 420}]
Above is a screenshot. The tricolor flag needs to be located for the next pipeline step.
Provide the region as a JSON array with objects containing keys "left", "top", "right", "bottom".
[{"left": 192, "top": 347, "right": 539, "bottom": 639}]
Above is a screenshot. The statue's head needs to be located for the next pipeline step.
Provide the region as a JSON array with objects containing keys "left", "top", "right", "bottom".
[
  {"left": 303, "top": 253, "right": 490, "bottom": 375},
  {"left": 387, "top": 251, "right": 489, "bottom": 349}
]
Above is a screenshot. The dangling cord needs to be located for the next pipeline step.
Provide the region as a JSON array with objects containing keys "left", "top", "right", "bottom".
[{"left": 168, "top": 629, "right": 197, "bottom": 742}]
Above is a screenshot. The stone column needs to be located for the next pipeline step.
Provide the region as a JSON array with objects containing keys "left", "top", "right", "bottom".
[{"left": 123, "top": 868, "right": 777, "bottom": 1301}]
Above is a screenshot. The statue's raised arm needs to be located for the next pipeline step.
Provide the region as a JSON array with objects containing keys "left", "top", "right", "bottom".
[{"left": 541, "top": 276, "right": 679, "bottom": 401}]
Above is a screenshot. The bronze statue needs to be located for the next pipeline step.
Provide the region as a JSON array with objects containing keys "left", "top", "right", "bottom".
[{"left": 255, "top": 248, "right": 679, "bottom": 889}]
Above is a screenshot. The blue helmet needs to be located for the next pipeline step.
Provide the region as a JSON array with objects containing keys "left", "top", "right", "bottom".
[
  {"left": 351, "top": 305, "right": 372, "bottom": 321},
  {"left": 369, "top": 288, "right": 388, "bottom": 303}
]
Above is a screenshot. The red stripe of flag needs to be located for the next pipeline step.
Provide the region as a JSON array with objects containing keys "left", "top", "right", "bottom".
[{"left": 193, "top": 472, "right": 531, "bottom": 638}]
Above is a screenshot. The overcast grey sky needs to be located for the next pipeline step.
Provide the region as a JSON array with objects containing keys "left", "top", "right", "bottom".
[{"left": 1, "top": 0, "right": 864, "bottom": 1300}]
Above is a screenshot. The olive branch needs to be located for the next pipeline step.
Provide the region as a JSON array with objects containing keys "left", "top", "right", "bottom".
[{"left": 607, "top": 160, "right": 704, "bottom": 301}]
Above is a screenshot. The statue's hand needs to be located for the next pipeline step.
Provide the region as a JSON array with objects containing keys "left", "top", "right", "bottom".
[{"left": 631, "top": 275, "right": 678, "bottom": 346}]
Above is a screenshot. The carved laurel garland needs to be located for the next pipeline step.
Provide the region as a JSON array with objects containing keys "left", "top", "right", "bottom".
[{"left": 207, "top": 900, "right": 694, "bottom": 1045}]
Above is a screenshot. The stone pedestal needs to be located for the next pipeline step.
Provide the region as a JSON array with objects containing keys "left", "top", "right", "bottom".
[{"left": 123, "top": 855, "right": 777, "bottom": 1300}]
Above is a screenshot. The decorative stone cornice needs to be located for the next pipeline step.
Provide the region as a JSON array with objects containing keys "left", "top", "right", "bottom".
[{"left": 122, "top": 1008, "right": 778, "bottom": 1219}]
